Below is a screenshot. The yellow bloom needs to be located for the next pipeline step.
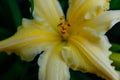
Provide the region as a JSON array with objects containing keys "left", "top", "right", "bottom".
[{"left": 0, "top": 0, "right": 120, "bottom": 80}]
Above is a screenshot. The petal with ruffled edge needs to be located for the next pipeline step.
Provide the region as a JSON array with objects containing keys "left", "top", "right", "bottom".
[
  {"left": 0, "top": 19, "right": 61, "bottom": 61},
  {"left": 38, "top": 44, "right": 70, "bottom": 80},
  {"left": 62, "top": 44, "right": 95, "bottom": 72},
  {"left": 67, "top": 0, "right": 109, "bottom": 25},
  {"left": 87, "top": 11, "right": 120, "bottom": 34},
  {"left": 62, "top": 35, "right": 120, "bottom": 80},
  {"left": 33, "top": 0, "right": 64, "bottom": 31},
  {"left": 71, "top": 11, "right": 120, "bottom": 42}
]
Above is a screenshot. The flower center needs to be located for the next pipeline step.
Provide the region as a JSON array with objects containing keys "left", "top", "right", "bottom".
[{"left": 58, "top": 16, "right": 71, "bottom": 40}]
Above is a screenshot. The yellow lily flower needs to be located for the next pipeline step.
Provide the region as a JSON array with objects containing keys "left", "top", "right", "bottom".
[{"left": 0, "top": 0, "right": 120, "bottom": 80}]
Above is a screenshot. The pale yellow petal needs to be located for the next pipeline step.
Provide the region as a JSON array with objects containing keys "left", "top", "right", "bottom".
[
  {"left": 67, "top": 0, "right": 109, "bottom": 25},
  {"left": 62, "top": 35, "right": 120, "bottom": 80},
  {"left": 62, "top": 45, "right": 95, "bottom": 72},
  {"left": 87, "top": 10, "right": 120, "bottom": 34},
  {"left": 0, "top": 19, "right": 60, "bottom": 61},
  {"left": 70, "top": 11, "right": 120, "bottom": 38},
  {"left": 38, "top": 44, "right": 70, "bottom": 80},
  {"left": 33, "top": 0, "right": 64, "bottom": 31}
]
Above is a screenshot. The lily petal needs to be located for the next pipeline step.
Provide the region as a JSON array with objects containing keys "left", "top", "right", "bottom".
[
  {"left": 67, "top": 0, "right": 109, "bottom": 24},
  {"left": 62, "top": 45, "right": 95, "bottom": 72},
  {"left": 38, "top": 45, "right": 70, "bottom": 80},
  {"left": 33, "top": 0, "right": 64, "bottom": 31},
  {"left": 70, "top": 11, "right": 120, "bottom": 39},
  {"left": 87, "top": 10, "right": 120, "bottom": 34},
  {"left": 0, "top": 19, "right": 60, "bottom": 61},
  {"left": 62, "top": 35, "right": 120, "bottom": 80}
]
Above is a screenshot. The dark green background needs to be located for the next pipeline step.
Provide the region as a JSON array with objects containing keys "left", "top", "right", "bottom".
[{"left": 0, "top": 0, "right": 120, "bottom": 80}]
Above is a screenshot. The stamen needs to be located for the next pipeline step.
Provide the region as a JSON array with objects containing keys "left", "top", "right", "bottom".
[
  {"left": 60, "top": 16, "right": 64, "bottom": 20},
  {"left": 57, "top": 16, "right": 71, "bottom": 40},
  {"left": 67, "top": 24, "right": 71, "bottom": 27},
  {"left": 57, "top": 23, "right": 63, "bottom": 27}
]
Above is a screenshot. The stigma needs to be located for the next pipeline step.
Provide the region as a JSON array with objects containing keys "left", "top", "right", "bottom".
[{"left": 58, "top": 16, "right": 71, "bottom": 40}]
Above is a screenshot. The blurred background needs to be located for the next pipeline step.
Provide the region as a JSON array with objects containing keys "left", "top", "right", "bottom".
[{"left": 0, "top": 0, "right": 120, "bottom": 80}]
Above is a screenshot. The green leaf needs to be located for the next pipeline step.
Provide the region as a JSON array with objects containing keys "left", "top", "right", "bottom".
[
  {"left": 110, "top": 53, "right": 120, "bottom": 71},
  {"left": 110, "top": 0, "right": 120, "bottom": 10},
  {"left": 58, "top": 0, "right": 68, "bottom": 16},
  {"left": 70, "top": 69, "right": 104, "bottom": 80},
  {"left": 0, "top": 27, "right": 14, "bottom": 40},
  {"left": 7, "top": 0, "right": 22, "bottom": 26},
  {"left": 110, "top": 43, "right": 120, "bottom": 52},
  {"left": 0, "top": 53, "right": 38, "bottom": 80},
  {"left": 29, "top": 0, "right": 34, "bottom": 18}
]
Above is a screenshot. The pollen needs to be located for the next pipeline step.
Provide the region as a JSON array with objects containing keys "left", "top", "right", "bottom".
[{"left": 58, "top": 16, "right": 71, "bottom": 40}]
